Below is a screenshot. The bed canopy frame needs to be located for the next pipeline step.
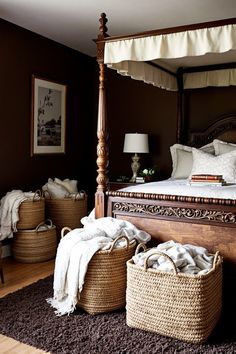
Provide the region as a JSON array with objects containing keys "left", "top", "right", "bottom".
[{"left": 94, "top": 13, "right": 236, "bottom": 219}]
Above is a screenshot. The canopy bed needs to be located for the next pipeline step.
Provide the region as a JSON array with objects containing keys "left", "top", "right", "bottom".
[{"left": 94, "top": 14, "right": 236, "bottom": 274}]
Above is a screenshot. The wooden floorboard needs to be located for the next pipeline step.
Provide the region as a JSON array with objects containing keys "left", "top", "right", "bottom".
[{"left": 0, "top": 257, "right": 54, "bottom": 353}]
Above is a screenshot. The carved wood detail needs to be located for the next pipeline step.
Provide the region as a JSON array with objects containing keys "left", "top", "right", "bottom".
[
  {"left": 96, "top": 129, "right": 108, "bottom": 192},
  {"left": 113, "top": 201, "right": 236, "bottom": 224},
  {"left": 107, "top": 190, "right": 236, "bottom": 206},
  {"left": 98, "top": 13, "right": 108, "bottom": 40},
  {"left": 190, "top": 114, "right": 236, "bottom": 147},
  {"left": 96, "top": 13, "right": 108, "bottom": 64},
  {"left": 95, "top": 13, "right": 109, "bottom": 218}
]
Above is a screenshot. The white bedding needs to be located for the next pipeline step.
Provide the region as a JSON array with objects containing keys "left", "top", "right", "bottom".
[{"left": 119, "top": 179, "right": 236, "bottom": 200}]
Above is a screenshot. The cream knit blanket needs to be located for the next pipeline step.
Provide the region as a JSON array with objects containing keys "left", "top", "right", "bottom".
[
  {"left": 47, "top": 216, "right": 151, "bottom": 316},
  {"left": 0, "top": 190, "right": 37, "bottom": 241}
]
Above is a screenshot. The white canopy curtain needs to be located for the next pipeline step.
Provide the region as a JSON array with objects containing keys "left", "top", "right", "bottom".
[{"left": 104, "top": 23, "right": 236, "bottom": 91}]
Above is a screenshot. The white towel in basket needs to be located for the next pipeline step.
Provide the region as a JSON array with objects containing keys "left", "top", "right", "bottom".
[{"left": 133, "top": 240, "right": 214, "bottom": 275}]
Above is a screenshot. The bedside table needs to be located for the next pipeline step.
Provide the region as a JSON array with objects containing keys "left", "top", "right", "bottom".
[{"left": 108, "top": 181, "right": 141, "bottom": 191}]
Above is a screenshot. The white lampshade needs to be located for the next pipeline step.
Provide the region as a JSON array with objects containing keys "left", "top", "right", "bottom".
[{"left": 123, "top": 133, "right": 149, "bottom": 153}]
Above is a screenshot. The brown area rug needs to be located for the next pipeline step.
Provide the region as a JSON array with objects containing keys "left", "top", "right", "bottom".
[{"left": 0, "top": 276, "right": 235, "bottom": 354}]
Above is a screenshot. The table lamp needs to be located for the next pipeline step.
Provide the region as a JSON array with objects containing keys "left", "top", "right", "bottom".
[{"left": 123, "top": 133, "right": 149, "bottom": 182}]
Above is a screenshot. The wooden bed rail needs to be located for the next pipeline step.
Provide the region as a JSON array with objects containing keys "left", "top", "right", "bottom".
[{"left": 95, "top": 17, "right": 236, "bottom": 43}]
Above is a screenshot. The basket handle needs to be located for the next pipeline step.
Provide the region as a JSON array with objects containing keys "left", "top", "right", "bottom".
[
  {"left": 109, "top": 235, "right": 131, "bottom": 253},
  {"left": 144, "top": 251, "right": 178, "bottom": 275},
  {"left": 212, "top": 251, "right": 221, "bottom": 270},
  {"left": 35, "top": 219, "right": 53, "bottom": 232},
  {"left": 73, "top": 191, "right": 86, "bottom": 201},
  {"left": 33, "top": 189, "right": 42, "bottom": 201},
  {"left": 43, "top": 190, "right": 52, "bottom": 199},
  {"left": 61, "top": 227, "right": 72, "bottom": 238},
  {"left": 135, "top": 243, "right": 147, "bottom": 255}
]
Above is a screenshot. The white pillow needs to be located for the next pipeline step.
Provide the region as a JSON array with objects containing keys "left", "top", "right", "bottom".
[
  {"left": 170, "top": 142, "right": 214, "bottom": 179},
  {"left": 170, "top": 144, "right": 192, "bottom": 178},
  {"left": 213, "top": 139, "right": 236, "bottom": 155},
  {"left": 42, "top": 181, "right": 70, "bottom": 198},
  {"left": 201, "top": 141, "right": 215, "bottom": 155},
  {"left": 54, "top": 178, "right": 78, "bottom": 194},
  {"left": 190, "top": 148, "right": 236, "bottom": 183}
]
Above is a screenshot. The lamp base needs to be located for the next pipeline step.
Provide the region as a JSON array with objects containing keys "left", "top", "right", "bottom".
[
  {"left": 130, "top": 153, "right": 140, "bottom": 183},
  {"left": 129, "top": 176, "right": 136, "bottom": 183}
]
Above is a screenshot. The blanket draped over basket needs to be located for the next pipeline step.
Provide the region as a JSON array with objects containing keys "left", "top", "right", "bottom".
[
  {"left": 47, "top": 216, "right": 151, "bottom": 316},
  {"left": 17, "top": 190, "right": 45, "bottom": 230},
  {"left": 126, "top": 247, "right": 223, "bottom": 343},
  {"left": 0, "top": 190, "right": 44, "bottom": 240},
  {"left": 78, "top": 234, "right": 136, "bottom": 315}
]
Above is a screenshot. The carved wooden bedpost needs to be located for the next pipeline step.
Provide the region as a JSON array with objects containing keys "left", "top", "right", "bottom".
[
  {"left": 95, "top": 13, "right": 109, "bottom": 218},
  {"left": 176, "top": 68, "right": 184, "bottom": 143}
]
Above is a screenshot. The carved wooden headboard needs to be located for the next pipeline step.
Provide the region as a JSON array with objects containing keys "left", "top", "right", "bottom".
[{"left": 189, "top": 114, "right": 236, "bottom": 147}]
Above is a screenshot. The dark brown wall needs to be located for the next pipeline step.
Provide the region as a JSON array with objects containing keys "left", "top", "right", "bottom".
[
  {"left": 0, "top": 18, "right": 97, "bottom": 206},
  {"left": 185, "top": 86, "right": 236, "bottom": 133},
  {"left": 106, "top": 69, "right": 236, "bottom": 180},
  {"left": 106, "top": 68, "right": 177, "bottom": 180}
]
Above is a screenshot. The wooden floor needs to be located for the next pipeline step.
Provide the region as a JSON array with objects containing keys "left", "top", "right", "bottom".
[{"left": 0, "top": 257, "right": 55, "bottom": 353}]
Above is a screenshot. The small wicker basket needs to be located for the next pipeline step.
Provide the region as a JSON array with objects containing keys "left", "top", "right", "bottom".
[
  {"left": 126, "top": 245, "right": 223, "bottom": 343},
  {"left": 61, "top": 227, "right": 136, "bottom": 315},
  {"left": 17, "top": 190, "right": 45, "bottom": 230},
  {"left": 12, "top": 219, "right": 57, "bottom": 263},
  {"left": 45, "top": 192, "right": 87, "bottom": 238}
]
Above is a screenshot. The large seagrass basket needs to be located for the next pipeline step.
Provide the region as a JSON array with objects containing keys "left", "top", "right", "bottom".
[
  {"left": 12, "top": 219, "right": 57, "bottom": 263},
  {"left": 61, "top": 228, "right": 136, "bottom": 315},
  {"left": 45, "top": 192, "right": 87, "bottom": 238},
  {"left": 126, "top": 246, "right": 223, "bottom": 343},
  {"left": 17, "top": 190, "right": 45, "bottom": 230}
]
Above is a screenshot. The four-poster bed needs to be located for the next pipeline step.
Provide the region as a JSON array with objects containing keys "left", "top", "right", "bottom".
[{"left": 94, "top": 14, "right": 236, "bottom": 273}]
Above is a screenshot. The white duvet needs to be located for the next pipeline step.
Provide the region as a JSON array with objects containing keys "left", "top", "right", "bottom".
[{"left": 119, "top": 178, "right": 236, "bottom": 200}]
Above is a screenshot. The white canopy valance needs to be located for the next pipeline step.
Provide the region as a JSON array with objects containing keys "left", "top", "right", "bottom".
[
  {"left": 184, "top": 68, "right": 236, "bottom": 89},
  {"left": 107, "top": 61, "right": 177, "bottom": 91},
  {"left": 104, "top": 24, "right": 236, "bottom": 91}
]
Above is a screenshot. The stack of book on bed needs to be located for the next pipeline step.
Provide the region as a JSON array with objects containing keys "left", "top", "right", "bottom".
[{"left": 189, "top": 174, "right": 226, "bottom": 186}]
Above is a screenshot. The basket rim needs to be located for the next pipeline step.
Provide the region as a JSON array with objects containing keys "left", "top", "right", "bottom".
[
  {"left": 96, "top": 240, "right": 137, "bottom": 255},
  {"left": 16, "top": 225, "right": 56, "bottom": 233},
  {"left": 21, "top": 197, "right": 45, "bottom": 203},
  {"left": 127, "top": 252, "right": 223, "bottom": 279},
  {"left": 45, "top": 194, "right": 87, "bottom": 201}
]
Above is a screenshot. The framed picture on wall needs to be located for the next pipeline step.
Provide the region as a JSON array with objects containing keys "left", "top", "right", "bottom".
[{"left": 31, "top": 76, "right": 67, "bottom": 156}]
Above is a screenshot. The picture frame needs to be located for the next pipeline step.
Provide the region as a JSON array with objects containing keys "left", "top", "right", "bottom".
[{"left": 31, "top": 75, "right": 67, "bottom": 156}]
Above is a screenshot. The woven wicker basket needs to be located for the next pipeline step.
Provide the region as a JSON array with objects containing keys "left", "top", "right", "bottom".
[
  {"left": 12, "top": 219, "right": 57, "bottom": 263},
  {"left": 126, "top": 246, "right": 223, "bottom": 343},
  {"left": 0, "top": 242, "right": 4, "bottom": 283},
  {"left": 17, "top": 190, "right": 45, "bottom": 230},
  {"left": 61, "top": 227, "right": 136, "bottom": 315},
  {"left": 45, "top": 193, "right": 87, "bottom": 238}
]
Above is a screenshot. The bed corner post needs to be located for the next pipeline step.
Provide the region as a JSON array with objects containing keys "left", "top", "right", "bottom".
[
  {"left": 95, "top": 13, "right": 109, "bottom": 218},
  {"left": 176, "top": 68, "right": 184, "bottom": 144}
]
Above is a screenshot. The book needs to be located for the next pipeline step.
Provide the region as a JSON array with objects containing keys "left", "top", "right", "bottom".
[
  {"left": 189, "top": 181, "right": 226, "bottom": 186},
  {"left": 136, "top": 177, "right": 145, "bottom": 183},
  {"left": 191, "top": 174, "right": 223, "bottom": 180},
  {"left": 190, "top": 179, "right": 224, "bottom": 183}
]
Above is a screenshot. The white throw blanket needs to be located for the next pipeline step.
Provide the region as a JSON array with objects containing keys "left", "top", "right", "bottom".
[
  {"left": 47, "top": 216, "right": 151, "bottom": 316},
  {"left": 0, "top": 190, "right": 38, "bottom": 241},
  {"left": 133, "top": 240, "right": 214, "bottom": 275}
]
